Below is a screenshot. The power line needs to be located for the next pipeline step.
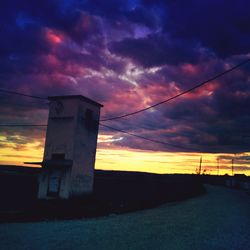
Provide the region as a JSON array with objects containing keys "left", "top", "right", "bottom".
[
  {"left": 0, "top": 89, "right": 47, "bottom": 100},
  {"left": 0, "top": 124, "right": 47, "bottom": 127},
  {"left": 0, "top": 122, "right": 199, "bottom": 151},
  {"left": 2, "top": 56, "right": 250, "bottom": 151},
  {"left": 0, "top": 100, "right": 48, "bottom": 108},
  {"left": 101, "top": 58, "right": 250, "bottom": 121},
  {"left": 99, "top": 123, "right": 199, "bottom": 151},
  {"left": 1, "top": 58, "right": 249, "bottom": 120}
]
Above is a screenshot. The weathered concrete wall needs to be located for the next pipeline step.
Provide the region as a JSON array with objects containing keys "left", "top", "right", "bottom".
[
  {"left": 43, "top": 99, "right": 78, "bottom": 161},
  {"left": 70, "top": 101, "right": 101, "bottom": 197},
  {"left": 38, "top": 96, "right": 102, "bottom": 199},
  {"left": 38, "top": 168, "right": 71, "bottom": 199}
]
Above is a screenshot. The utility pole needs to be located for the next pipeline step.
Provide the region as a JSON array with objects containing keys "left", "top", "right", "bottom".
[
  {"left": 231, "top": 158, "right": 234, "bottom": 176},
  {"left": 199, "top": 156, "right": 202, "bottom": 175}
]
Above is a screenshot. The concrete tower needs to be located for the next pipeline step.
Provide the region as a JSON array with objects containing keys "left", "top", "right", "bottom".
[{"left": 38, "top": 95, "right": 103, "bottom": 199}]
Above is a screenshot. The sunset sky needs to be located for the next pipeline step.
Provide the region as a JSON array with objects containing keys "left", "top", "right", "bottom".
[{"left": 1, "top": 0, "right": 250, "bottom": 175}]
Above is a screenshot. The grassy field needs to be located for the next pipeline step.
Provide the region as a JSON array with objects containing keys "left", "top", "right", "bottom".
[{"left": 0, "top": 185, "right": 249, "bottom": 250}]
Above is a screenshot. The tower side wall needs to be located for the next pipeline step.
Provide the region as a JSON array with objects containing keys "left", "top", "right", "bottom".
[
  {"left": 38, "top": 97, "right": 102, "bottom": 199},
  {"left": 70, "top": 102, "right": 101, "bottom": 197}
]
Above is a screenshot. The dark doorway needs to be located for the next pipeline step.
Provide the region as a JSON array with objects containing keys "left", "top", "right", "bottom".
[{"left": 47, "top": 170, "right": 62, "bottom": 197}]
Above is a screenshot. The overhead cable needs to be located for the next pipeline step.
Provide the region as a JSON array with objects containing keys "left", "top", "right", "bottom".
[
  {"left": 0, "top": 122, "right": 199, "bottom": 151},
  {"left": 0, "top": 89, "right": 47, "bottom": 100},
  {"left": 101, "top": 58, "right": 250, "bottom": 121},
  {"left": 99, "top": 123, "right": 199, "bottom": 151},
  {"left": 0, "top": 124, "right": 47, "bottom": 127}
]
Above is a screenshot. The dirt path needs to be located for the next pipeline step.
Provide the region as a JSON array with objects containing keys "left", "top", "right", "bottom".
[{"left": 0, "top": 185, "right": 249, "bottom": 250}]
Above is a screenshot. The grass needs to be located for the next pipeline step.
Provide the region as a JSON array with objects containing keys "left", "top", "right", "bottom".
[{"left": 0, "top": 185, "right": 249, "bottom": 250}]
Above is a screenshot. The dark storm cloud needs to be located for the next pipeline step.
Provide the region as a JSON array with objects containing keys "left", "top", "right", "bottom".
[
  {"left": 143, "top": 0, "right": 250, "bottom": 58},
  {"left": 109, "top": 33, "right": 201, "bottom": 67},
  {"left": 1, "top": 1, "right": 91, "bottom": 44},
  {"left": 102, "top": 57, "right": 250, "bottom": 153},
  {"left": 123, "top": 6, "right": 159, "bottom": 29},
  {"left": 79, "top": 0, "right": 155, "bottom": 26},
  {"left": 1, "top": 0, "right": 250, "bottom": 155},
  {"left": 0, "top": 1, "right": 110, "bottom": 99},
  {"left": 107, "top": 0, "right": 250, "bottom": 63},
  {"left": 0, "top": 0, "right": 104, "bottom": 77},
  {"left": 155, "top": 64, "right": 250, "bottom": 153}
]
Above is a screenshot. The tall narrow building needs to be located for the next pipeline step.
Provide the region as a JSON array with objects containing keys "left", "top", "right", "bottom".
[{"left": 38, "top": 95, "right": 103, "bottom": 199}]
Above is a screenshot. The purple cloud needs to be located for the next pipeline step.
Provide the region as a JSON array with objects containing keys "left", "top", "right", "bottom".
[{"left": 0, "top": 0, "right": 250, "bottom": 155}]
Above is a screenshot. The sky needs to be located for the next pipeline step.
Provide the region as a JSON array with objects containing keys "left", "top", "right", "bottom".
[{"left": 1, "top": 0, "right": 250, "bottom": 175}]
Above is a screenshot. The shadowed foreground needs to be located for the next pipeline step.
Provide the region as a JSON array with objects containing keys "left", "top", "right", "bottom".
[
  {"left": 0, "top": 170, "right": 204, "bottom": 221},
  {"left": 0, "top": 185, "right": 249, "bottom": 250}
]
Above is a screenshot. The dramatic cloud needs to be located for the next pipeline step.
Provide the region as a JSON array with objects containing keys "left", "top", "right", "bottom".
[
  {"left": 109, "top": 33, "right": 203, "bottom": 67},
  {"left": 1, "top": 0, "right": 250, "bottom": 167},
  {"left": 144, "top": 0, "right": 250, "bottom": 57}
]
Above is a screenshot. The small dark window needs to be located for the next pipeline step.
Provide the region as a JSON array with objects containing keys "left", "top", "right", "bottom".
[
  {"left": 85, "top": 109, "right": 98, "bottom": 132},
  {"left": 85, "top": 109, "right": 93, "bottom": 121}
]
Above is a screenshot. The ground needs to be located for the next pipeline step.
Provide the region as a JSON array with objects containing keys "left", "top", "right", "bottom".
[{"left": 0, "top": 185, "right": 249, "bottom": 250}]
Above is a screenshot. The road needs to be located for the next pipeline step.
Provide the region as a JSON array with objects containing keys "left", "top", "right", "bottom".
[{"left": 0, "top": 185, "right": 249, "bottom": 250}]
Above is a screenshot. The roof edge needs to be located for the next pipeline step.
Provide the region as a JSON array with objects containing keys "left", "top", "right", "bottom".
[{"left": 48, "top": 95, "right": 103, "bottom": 107}]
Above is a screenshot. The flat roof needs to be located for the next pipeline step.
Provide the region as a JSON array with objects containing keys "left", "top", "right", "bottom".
[{"left": 48, "top": 95, "right": 103, "bottom": 107}]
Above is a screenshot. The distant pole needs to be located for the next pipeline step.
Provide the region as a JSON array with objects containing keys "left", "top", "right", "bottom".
[
  {"left": 231, "top": 158, "right": 234, "bottom": 176},
  {"left": 199, "top": 156, "right": 202, "bottom": 175},
  {"left": 217, "top": 158, "right": 220, "bottom": 176}
]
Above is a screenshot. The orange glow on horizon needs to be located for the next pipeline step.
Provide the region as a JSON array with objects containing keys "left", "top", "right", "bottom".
[{"left": 0, "top": 133, "right": 249, "bottom": 176}]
